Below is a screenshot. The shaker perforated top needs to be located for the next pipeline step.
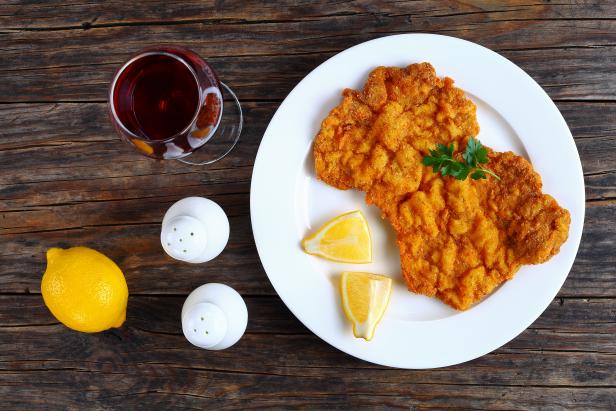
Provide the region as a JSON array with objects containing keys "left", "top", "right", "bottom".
[{"left": 161, "top": 197, "right": 229, "bottom": 263}]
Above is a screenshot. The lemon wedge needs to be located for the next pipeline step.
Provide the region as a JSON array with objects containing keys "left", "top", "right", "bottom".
[
  {"left": 340, "top": 272, "right": 392, "bottom": 341},
  {"left": 302, "top": 210, "right": 372, "bottom": 263}
]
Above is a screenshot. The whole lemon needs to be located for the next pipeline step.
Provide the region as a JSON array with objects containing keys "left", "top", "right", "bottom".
[{"left": 41, "top": 247, "right": 129, "bottom": 333}]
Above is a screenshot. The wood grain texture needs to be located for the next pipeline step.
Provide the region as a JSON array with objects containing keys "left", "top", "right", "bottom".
[
  {"left": 0, "top": 102, "right": 614, "bottom": 297},
  {"left": 1, "top": 2, "right": 616, "bottom": 102},
  {"left": 1, "top": 0, "right": 615, "bottom": 409},
  {"left": 1, "top": 29, "right": 615, "bottom": 103},
  {"left": 0, "top": 295, "right": 615, "bottom": 409},
  {"left": 2, "top": 0, "right": 616, "bottom": 29}
]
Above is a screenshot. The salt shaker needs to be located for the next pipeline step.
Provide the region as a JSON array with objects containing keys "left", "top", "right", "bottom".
[
  {"left": 161, "top": 197, "right": 229, "bottom": 263},
  {"left": 181, "top": 283, "right": 248, "bottom": 350}
]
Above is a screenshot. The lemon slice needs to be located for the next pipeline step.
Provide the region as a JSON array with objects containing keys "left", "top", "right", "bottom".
[
  {"left": 340, "top": 272, "right": 392, "bottom": 341},
  {"left": 302, "top": 210, "right": 372, "bottom": 263}
]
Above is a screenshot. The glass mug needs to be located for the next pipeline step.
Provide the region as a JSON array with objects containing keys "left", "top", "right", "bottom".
[{"left": 109, "top": 46, "right": 242, "bottom": 165}]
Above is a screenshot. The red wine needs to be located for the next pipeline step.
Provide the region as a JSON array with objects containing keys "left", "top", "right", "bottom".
[
  {"left": 110, "top": 48, "right": 223, "bottom": 160},
  {"left": 113, "top": 53, "right": 200, "bottom": 141}
]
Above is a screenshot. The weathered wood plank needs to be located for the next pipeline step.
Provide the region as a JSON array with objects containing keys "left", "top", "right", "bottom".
[
  {"left": 1, "top": 292, "right": 616, "bottom": 409},
  {"left": 558, "top": 102, "right": 616, "bottom": 142},
  {"left": 2, "top": 293, "right": 615, "bottom": 411},
  {"left": 558, "top": 201, "right": 616, "bottom": 297},
  {"left": 0, "top": 295, "right": 305, "bottom": 334},
  {"left": 0, "top": 3, "right": 614, "bottom": 408},
  {"left": 0, "top": 102, "right": 267, "bottom": 187},
  {"left": 0, "top": 371, "right": 614, "bottom": 410},
  {"left": 2, "top": 295, "right": 615, "bottom": 352},
  {"left": 0, "top": 201, "right": 614, "bottom": 296},
  {"left": 586, "top": 171, "right": 616, "bottom": 201},
  {"left": 0, "top": 102, "right": 613, "bottom": 184},
  {"left": 2, "top": 0, "right": 615, "bottom": 29},
  {"left": 0, "top": 101, "right": 614, "bottom": 296},
  {"left": 501, "top": 47, "right": 616, "bottom": 101},
  {"left": 0, "top": 219, "right": 266, "bottom": 296},
  {"left": 0, "top": 294, "right": 615, "bottom": 389},
  {"left": 0, "top": 18, "right": 614, "bottom": 102}
]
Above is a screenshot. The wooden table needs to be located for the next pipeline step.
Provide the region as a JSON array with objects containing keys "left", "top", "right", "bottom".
[{"left": 1, "top": 1, "right": 614, "bottom": 409}]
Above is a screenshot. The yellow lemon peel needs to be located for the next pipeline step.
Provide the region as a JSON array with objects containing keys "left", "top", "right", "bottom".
[{"left": 41, "top": 247, "right": 128, "bottom": 333}]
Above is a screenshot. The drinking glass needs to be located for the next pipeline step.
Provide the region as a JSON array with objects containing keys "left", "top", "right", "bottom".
[{"left": 109, "top": 46, "right": 242, "bottom": 165}]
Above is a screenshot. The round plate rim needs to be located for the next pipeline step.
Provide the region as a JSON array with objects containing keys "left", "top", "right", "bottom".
[{"left": 250, "top": 33, "right": 585, "bottom": 369}]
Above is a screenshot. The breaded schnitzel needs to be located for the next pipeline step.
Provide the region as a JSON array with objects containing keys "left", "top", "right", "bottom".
[{"left": 313, "top": 63, "right": 571, "bottom": 310}]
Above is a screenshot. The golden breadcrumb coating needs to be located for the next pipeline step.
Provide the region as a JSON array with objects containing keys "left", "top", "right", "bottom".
[{"left": 313, "top": 63, "right": 570, "bottom": 310}]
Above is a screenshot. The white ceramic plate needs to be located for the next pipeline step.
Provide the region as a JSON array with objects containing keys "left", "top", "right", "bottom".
[{"left": 250, "top": 34, "right": 584, "bottom": 369}]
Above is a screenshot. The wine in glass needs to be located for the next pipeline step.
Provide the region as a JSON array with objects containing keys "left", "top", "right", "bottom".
[{"left": 109, "top": 46, "right": 242, "bottom": 165}]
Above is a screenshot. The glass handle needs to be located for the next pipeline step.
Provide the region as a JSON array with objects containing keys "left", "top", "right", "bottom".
[{"left": 178, "top": 82, "right": 243, "bottom": 166}]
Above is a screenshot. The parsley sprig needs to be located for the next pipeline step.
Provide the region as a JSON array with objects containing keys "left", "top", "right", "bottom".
[{"left": 422, "top": 137, "right": 500, "bottom": 181}]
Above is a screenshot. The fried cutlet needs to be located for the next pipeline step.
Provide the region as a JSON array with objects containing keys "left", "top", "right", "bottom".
[{"left": 313, "top": 63, "right": 571, "bottom": 310}]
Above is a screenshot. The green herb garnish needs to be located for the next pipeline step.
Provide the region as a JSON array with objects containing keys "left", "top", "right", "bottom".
[{"left": 421, "top": 137, "right": 500, "bottom": 181}]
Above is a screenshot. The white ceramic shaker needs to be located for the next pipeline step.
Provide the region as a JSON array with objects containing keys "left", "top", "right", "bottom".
[
  {"left": 181, "top": 283, "right": 248, "bottom": 350},
  {"left": 160, "top": 197, "right": 229, "bottom": 263}
]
